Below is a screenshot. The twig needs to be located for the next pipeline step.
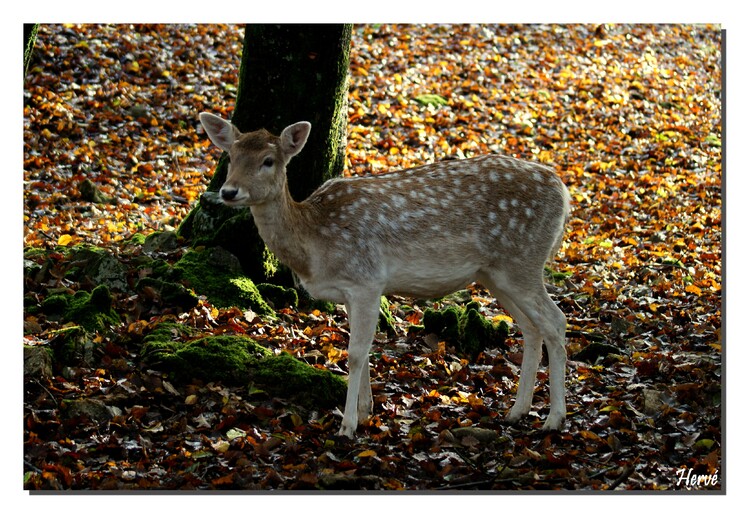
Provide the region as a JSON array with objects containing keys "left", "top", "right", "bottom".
[
  {"left": 607, "top": 465, "right": 635, "bottom": 490},
  {"left": 436, "top": 477, "right": 497, "bottom": 491}
]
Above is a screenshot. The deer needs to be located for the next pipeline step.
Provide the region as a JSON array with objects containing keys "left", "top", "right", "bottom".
[{"left": 199, "top": 112, "right": 570, "bottom": 438}]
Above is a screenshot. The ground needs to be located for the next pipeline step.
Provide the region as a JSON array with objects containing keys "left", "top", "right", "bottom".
[{"left": 23, "top": 23, "right": 722, "bottom": 491}]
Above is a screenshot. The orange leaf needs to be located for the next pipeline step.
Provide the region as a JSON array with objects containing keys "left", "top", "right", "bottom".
[
  {"left": 57, "top": 234, "right": 73, "bottom": 246},
  {"left": 356, "top": 449, "right": 378, "bottom": 458}
]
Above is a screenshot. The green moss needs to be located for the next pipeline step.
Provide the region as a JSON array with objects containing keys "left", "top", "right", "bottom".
[
  {"left": 47, "top": 325, "right": 90, "bottom": 365},
  {"left": 40, "top": 293, "right": 69, "bottom": 317},
  {"left": 41, "top": 286, "right": 120, "bottom": 332},
  {"left": 138, "top": 318, "right": 346, "bottom": 409},
  {"left": 136, "top": 277, "right": 200, "bottom": 310},
  {"left": 147, "top": 258, "right": 173, "bottom": 279},
  {"left": 545, "top": 266, "right": 573, "bottom": 282},
  {"left": 423, "top": 301, "right": 508, "bottom": 360},
  {"left": 423, "top": 306, "right": 461, "bottom": 343},
  {"left": 138, "top": 331, "right": 346, "bottom": 409},
  {"left": 24, "top": 247, "right": 48, "bottom": 261},
  {"left": 127, "top": 233, "right": 147, "bottom": 246},
  {"left": 257, "top": 283, "right": 299, "bottom": 309},
  {"left": 378, "top": 296, "right": 396, "bottom": 335},
  {"left": 141, "top": 335, "right": 270, "bottom": 385},
  {"left": 458, "top": 302, "right": 509, "bottom": 360},
  {"left": 178, "top": 195, "right": 278, "bottom": 282},
  {"left": 173, "top": 247, "right": 273, "bottom": 315},
  {"left": 253, "top": 352, "right": 347, "bottom": 409},
  {"left": 142, "top": 321, "right": 197, "bottom": 344}
]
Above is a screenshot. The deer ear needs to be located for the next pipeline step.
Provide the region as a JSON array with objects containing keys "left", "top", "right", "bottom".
[
  {"left": 200, "top": 112, "right": 240, "bottom": 152},
  {"left": 279, "top": 122, "right": 311, "bottom": 158}
]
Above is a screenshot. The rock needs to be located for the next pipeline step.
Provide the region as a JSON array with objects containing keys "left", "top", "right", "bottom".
[
  {"left": 78, "top": 179, "right": 113, "bottom": 204},
  {"left": 572, "top": 342, "right": 622, "bottom": 363},
  {"left": 423, "top": 300, "right": 508, "bottom": 360},
  {"left": 67, "top": 246, "right": 128, "bottom": 292},
  {"left": 450, "top": 426, "right": 499, "bottom": 444},
  {"left": 256, "top": 283, "right": 299, "bottom": 309},
  {"left": 143, "top": 231, "right": 179, "bottom": 253},
  {"left": 63, "top": 398, "right": 115, "bottom": 423},
  {"left": 642, "top": 389, "right": 666, "bottom": 415},
  {"left": 41, "top": 286, "right": 120, "bottom": 332},
  {"left": 172, "top": 247, "right": 273, "bottom": 314},
  {"left": 24, "top": 345, "right": 53, "bottom": 378}
]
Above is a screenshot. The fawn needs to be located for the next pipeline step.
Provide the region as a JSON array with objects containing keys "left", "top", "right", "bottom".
[{"left": 199, "top": 113, "right": 570, "bottom": 438}]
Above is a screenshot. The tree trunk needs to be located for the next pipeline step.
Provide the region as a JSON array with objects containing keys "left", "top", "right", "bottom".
[{"left": 179, "top": 24, "right": 352, "bottom": 284}]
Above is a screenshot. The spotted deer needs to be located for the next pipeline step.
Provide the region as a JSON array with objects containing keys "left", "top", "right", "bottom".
[{"left": 199, "top": 112, "right": 570, "bottom": 438}]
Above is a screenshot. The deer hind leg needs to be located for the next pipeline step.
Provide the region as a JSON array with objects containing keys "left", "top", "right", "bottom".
[
  {"left": 339, "top": 291, "right": 381, "bottom": 438},
  {"left": 480, "top": 271, "right": 567, "bottom": 430}
]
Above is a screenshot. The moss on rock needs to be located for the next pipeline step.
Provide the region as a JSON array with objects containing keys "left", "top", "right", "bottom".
[
  {"left": 24, "top": 345, "right": 53, "bottom": 378},
  {"left": 256, "top": 283, "right": 299, "bottom": 309},
  {"left": 66, "top": 245, "right": 129, "bottom": 292},
  {"left": 141, "top": 335, "right": 269, "bottom": 385},
  {"left": 423, "top": 306, "right": 461, "bottom": 343},
  {"left": 253, "top": 352, "right": 347, "bottom": 409},
  {"left": 458, "top": 302, "right": 509, "bottom": 360},
  {"left": 172, "top": 247, "right": 273, "bottom": 315},
  {"left": 378, "top": 296, "right": 396, "bottom": 335},
  {"left": 127, "top": 233, "right": 147, "bottom": 246},
  {"left": 139, "top": 329, "right": 346, "bottom": 409},
  {"left": 142, "top": 230, "right": 179, "bottom": 253},
  {"left": 136, "top": 277, "right": 200, "bottom": 310},
  {"left": 423, "top": 300, "right": 508, "bottom": 360},
  {"left": 47, "top": 325, "right": 95, "bottom": 366},
  {"left": 41, "top": 285, "right": 120, "bottom": 332},
  {"left": 178, "top": 194, "right": 279, "bottom": 282},
  {"left": 142, "top": 321, "right": 197, "bottom": 345}
]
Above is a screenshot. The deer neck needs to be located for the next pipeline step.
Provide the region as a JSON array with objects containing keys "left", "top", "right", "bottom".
[{"left": 249, "top": 185, "right": 312, "bottom": 278}]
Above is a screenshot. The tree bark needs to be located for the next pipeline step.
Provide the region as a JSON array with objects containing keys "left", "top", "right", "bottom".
[{"left": 179, "top": 24, "right": 352, "bottom": 283}]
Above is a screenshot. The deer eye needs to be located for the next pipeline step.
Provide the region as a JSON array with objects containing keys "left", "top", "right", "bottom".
[{"left": 262, "top": 157, "right": 275, "bottom": 168}]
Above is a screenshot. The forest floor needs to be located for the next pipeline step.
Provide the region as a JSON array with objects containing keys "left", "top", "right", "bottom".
[{"left": 22, "top": 23, "right": 722, "bottom": 491}]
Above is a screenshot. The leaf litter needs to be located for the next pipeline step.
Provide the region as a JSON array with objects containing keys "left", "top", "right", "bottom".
[{"left": 24, "top": 23, "right": 722, "bottom": 490}]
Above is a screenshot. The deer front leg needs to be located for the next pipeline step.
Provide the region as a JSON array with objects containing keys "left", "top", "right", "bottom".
[
  {"left": 358, "top": 360, "right": 373, "bottom": 420},
  {"left": 339, "top": 292, "right": 381, "bottom": 438},
  {"left": 507, "top": 332, "right": 543, "bottom": 423}
]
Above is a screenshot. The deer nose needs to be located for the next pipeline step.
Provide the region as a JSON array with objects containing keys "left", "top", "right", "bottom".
[{"left": 220, "top": 186, "right": 239, "bottom": 201}]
